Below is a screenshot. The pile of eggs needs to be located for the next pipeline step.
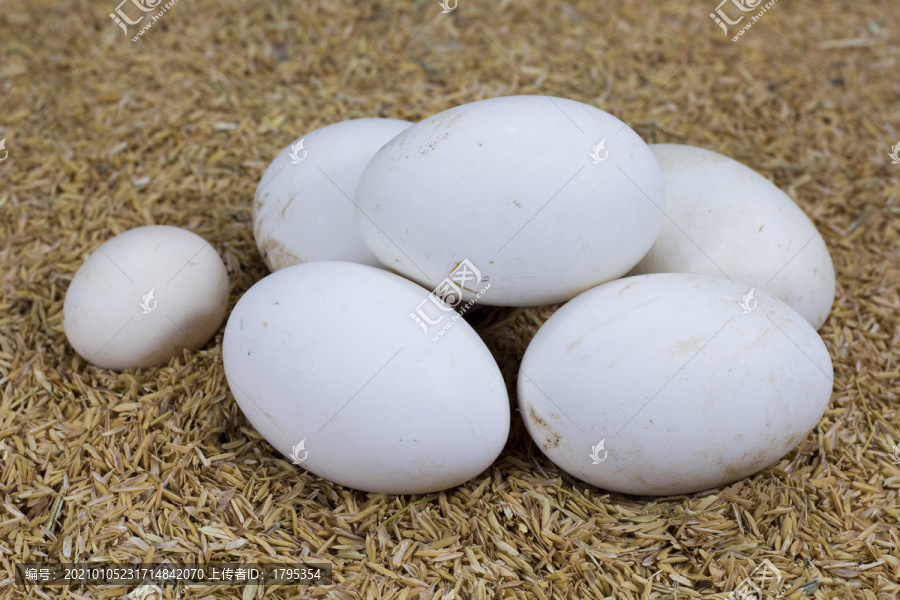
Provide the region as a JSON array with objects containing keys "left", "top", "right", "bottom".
[{"left": 63, "top": 95, "right": 835, "bottom": 496}]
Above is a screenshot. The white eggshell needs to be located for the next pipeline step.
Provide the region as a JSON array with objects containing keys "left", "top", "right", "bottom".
[
  {"left": 630, "top": 144, "right": 835, "bottom": 329},
  {"left": 63, "top": 225, "right": 229, "bottom": 370},
  {"left": 222, "top": 261, "right": 510, "bottom": 494},
  {"left": 355, "top": 95, "right": 666, "bottom": 306},
  {"left": 253, "top": 118, "right": 413, "bottom": 271},
  {"left": 518, "top": 273, "right": 833, "bottom": 496}
]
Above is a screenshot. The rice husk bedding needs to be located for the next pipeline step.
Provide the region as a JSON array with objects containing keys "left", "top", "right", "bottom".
[{"left": 1, "top": 0, "right": 899, "bottom": 598}]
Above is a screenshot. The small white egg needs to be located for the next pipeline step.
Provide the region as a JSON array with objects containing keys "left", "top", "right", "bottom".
[
  {"left": 354, "top": 95, "right": 666, "bottom": 306},
  {"left": 518, "top": 273, "right": 833, "bottom": 496},
  {"left": 253, "top": 118, "right": 413, "bottom": 271},
  {"left": 630, "top": 143, "right": 835, "bottom": 329},
  {"left": 222, "top": 261, "right": 510, "bottom": 494},
  {"left": 63, "top": 225, "right": 229, "bottom": 370}
]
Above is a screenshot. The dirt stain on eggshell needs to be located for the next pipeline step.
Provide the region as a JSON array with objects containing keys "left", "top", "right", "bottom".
[
  {"left": 527, "top": 403, "right": 561, "bottom": 450},
  {"left": 418, "top": 110, "right": 465, "bottom": 156},
  {"left": 253, "top": 190, "right": 269, "bottom": 215},
  {"left": 616, "top": 281, "right": 638, "bottom": 296},
  {"left": 673, "top": 333, "right": 708, "bottom": 357},
  {"left": 280, "top": 195, "right": 297, "bottom": 218},
  {"left": 714, "top": 441, "right": 775, "bottom": 486},
  {"left": 258, "top": 236, "right": 301, "bottom": 271}
]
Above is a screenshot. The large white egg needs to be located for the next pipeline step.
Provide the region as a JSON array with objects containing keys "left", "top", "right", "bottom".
[
  {"left": 222, "top": 261, "right": 510, "bottom": 494},
  {"left": 518, "top": 273, "right": 833, "bottom": 496},
  {"left": 253, "top": 118, "right": 413, "bottom": 271},
  {"left": 629, "top": 144, "right": 835, "bottom": 329},
  {"left": 354, "top": 95, "right": 666, "bottom": 306},
  {"left": 63, "top": 225, "right": 229, "bottom": 370}
]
